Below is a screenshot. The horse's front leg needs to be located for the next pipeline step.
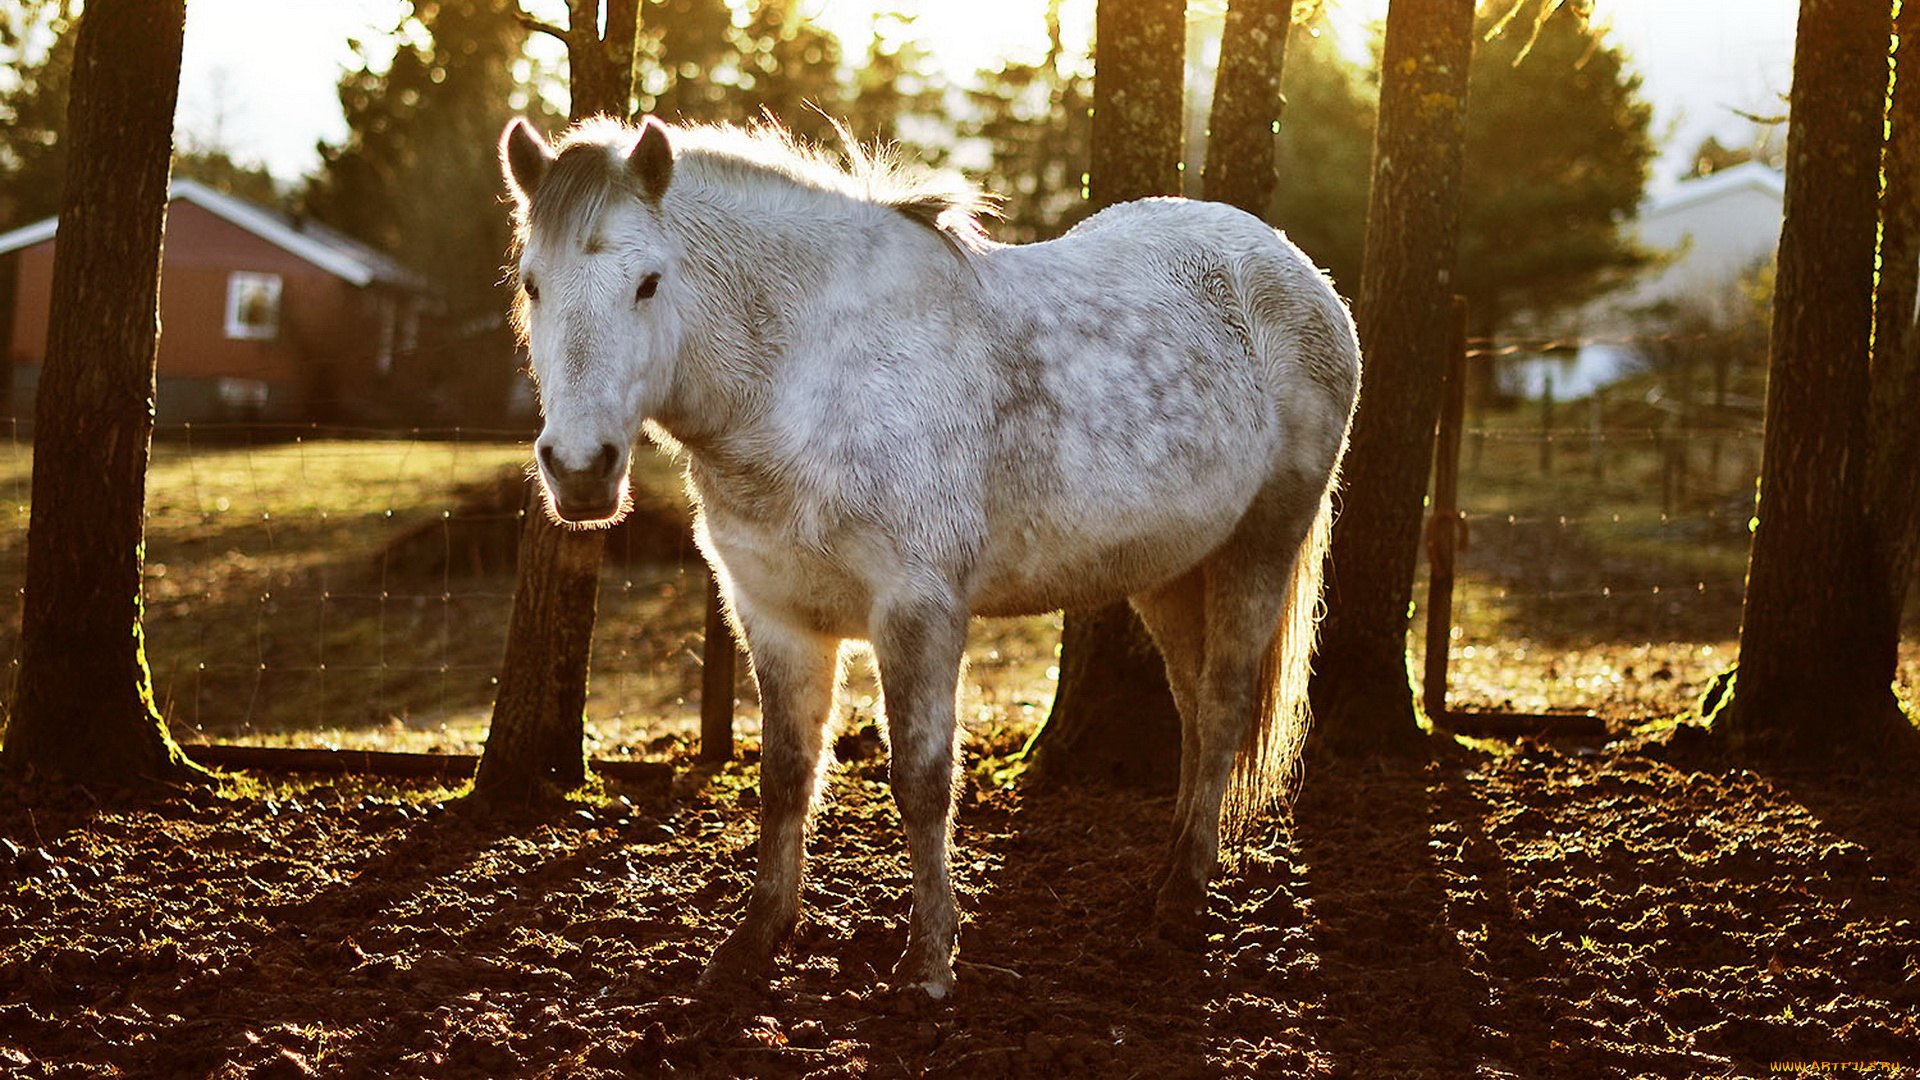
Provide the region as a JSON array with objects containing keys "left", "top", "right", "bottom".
[
  {"left": 699, "top": 612, "right": 841, "bottom": 990},
  {"left": 870, "top": 593, "right": 969, "bottom": 1000}
]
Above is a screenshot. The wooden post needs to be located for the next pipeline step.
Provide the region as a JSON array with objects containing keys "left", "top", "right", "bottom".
[
  {"left": 1422, "top": 297, "right": 1469, "bottom": 724},
  {"left": 1710, "top": 351, "right": 1729, "bottom": 491},
  {"left": 1590, "top": 384, "right": 1606, "bottom": 482},
  {"left": 699, "top": 568, "right": 736, "bottom": 763},
  {"left": 1660, "top": 410, "right": 1678, "bottom": 518},
  {"left": 1538, "top": 371, "right": 1555, "bottom": 475}
]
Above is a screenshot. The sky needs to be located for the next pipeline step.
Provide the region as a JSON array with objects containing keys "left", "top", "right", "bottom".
[{"left": 173, "top": 0, "right": 1799, "bottom": 194}]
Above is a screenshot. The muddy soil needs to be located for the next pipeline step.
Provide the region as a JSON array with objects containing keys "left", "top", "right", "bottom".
[{"left": 1, "top": 731, "right": 1916, "bottom": 1079}]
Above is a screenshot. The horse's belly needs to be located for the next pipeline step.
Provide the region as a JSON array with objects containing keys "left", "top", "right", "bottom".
[{"left": 967, "top": 505, "right": 1236, "bottom": 617}]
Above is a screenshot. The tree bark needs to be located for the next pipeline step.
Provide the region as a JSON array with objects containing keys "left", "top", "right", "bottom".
[
  {"left": 1308, "top": 0, "right": 1475, "bottom": 757},
  {"left": 557, "top": 0, "right": 638, "bottom": 120},
  {"left": 1085, "top": 0, "right": 1186, "bottom": 210},
  {"left": 1203, "top": 0, "right": 1293, "bottom": 217},
  {"left": 1868, "top": 0, "right": 1920, "bottom": 672},
  {"left": 473, "top": 1, "right": 641, "bottom": 805},
  {"left": 1027, "top": 0, "right": 1187, "bottom": 788},
  {"left": 0, "top": 0, "right": 204, "bottom": 787},
  {"left": 474, "top": 489, "right": 599, "bottom": 800},
  {"left": 1028, "top": 599, "right": 1184, "bottom": 792},
  {"left": 1713, "top": 0, "right": 1917, "bottom": 757}
]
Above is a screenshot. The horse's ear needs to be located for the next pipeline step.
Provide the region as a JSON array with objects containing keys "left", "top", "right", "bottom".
[
  {"left": 501, "top": 119, "right": 554, "bottom": 203},
  {"left": 627, "top": 116, "right": 673, "bottom": 202}
]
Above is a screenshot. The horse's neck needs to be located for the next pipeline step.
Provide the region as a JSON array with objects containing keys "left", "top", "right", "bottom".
[{"left": 659, "top": 194, "right": 967, "bottom": 449}]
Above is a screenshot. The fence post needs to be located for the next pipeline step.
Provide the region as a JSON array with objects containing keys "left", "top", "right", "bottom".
[
  {"left": 698, "top": 568, "right": 736, "bottom": 763},
  {"left": 1660, "top": 410, "right": 1678, "bottom": 518},
  {"left": 1589, "top": 384, "right": 1606, "bottom": 482},
  {"left": 1423, "top": 296, "right": 1469, "bottom": 725},
  {"left": 1538, "top": 371, "right": 1554, "bottom": 475}
]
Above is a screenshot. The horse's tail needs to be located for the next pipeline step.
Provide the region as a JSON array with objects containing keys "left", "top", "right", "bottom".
[
  {"left": 1223, "top": 480, "right": 1334, "bottom": 837},
  {"left": 1219, "top": 233, "right": 1358, "bottom": 839}
]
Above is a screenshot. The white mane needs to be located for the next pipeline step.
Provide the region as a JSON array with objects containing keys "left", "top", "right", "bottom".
[{"left": 519, "top": 116, "right": 997, "bottom": 256}]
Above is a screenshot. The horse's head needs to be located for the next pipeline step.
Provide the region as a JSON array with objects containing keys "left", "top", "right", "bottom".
[{"left": 501, "top": 117, "right": 680, "bottom": 525}]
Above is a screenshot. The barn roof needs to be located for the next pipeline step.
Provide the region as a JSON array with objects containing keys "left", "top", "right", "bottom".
[{"left": 0, "top": 178, "right": 427, "bottom": 291}]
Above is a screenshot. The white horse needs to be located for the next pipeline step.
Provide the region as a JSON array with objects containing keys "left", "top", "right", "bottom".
[{"left": 499, "top": 115, "right": 1358, "bottom": 1000}]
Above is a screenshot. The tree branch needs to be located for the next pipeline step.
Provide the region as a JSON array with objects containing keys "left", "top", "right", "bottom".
[{"left": 515, "top": 11, "right": 569, "bottom": 44}]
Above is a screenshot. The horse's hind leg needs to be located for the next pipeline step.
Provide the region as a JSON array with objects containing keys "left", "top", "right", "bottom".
[
  {"left": 700, "top": 611, "right": 842, "bottom": 989},
  {"left": 1155, "top": 490, "right": 1320, "bottom": 933},
  {"left": 869, "top": 592, "right": 969, "bottom": 1000},
  {"left": 1129, "top": 569, "right": 1206, "bottom": 840}
]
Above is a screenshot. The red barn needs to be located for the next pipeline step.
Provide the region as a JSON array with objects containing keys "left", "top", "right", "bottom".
[{"left": 0, "top": 179, "right": 433, "bottom": 425}]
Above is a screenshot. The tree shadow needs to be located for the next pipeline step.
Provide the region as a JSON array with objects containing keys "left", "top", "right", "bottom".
[
  {"left": 32, "top": 730, "right": 1917, "bottom": 1078},
  {"left": 105, "top": 801, "right": 690, "bottom": 1079},
  {"left": 1291, "top": 755, "right": 1491, "bottom": 1076}
]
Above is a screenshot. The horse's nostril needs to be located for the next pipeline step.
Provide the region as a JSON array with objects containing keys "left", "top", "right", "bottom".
[{"left": 539, "top": 441, "right": 619, "bottom": 482}]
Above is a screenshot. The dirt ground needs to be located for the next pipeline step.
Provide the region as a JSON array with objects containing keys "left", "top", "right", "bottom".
[{"left": 1, "top": 727, "right": 1916, "bottom": 1080}]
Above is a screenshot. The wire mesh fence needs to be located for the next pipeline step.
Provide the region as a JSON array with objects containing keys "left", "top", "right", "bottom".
[
  {"left": 0, "top": 348, "right": 1913, "bottom": 755},
  {"left": 1417, "top": 338, "right": 1919, "bottom": 724},
  {"left": 0, "top": 422, "right": 718, "bottom": 758}
]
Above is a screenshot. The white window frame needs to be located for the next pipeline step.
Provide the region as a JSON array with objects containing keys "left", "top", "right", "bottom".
[{"left": 224, "top": 271, "right": 283, "bottom": 341}]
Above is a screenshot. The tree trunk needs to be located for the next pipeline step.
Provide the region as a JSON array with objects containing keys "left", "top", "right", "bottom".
[
  {"left": 1308, "top": 0, "right": 1475, "bottom": 757},
  {"left": 1027, "top": 0, "right": 1187, "bottom": 788},
  {"left": 1085, "top": 0, "right": 1186, "bottom": 210},
  {"left": 559, "top": 0, "right": 638, "bottom": 120},
  {"left": 0, "top": 0, "right": 204, "bottom": 787},
  {"left": 1027, "top": 600, "right": 1183, "bottom": 791},
  {"left": 473, "top": 486, "right": 598, "bottom": 801},
  {"left": 1203, "top": 0, "right": 1293, "bottom": 217},
  {"left": 1868, "top": 0, "right": 1920, "bottom": 671},
  {"left": 1714, "top": 0, "right": 1917, "bottom": 757},
  {"left": 472, "top": 1, "right": 640, "bottom": 805}
]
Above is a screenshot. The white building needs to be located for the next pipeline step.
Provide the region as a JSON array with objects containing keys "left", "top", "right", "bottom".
[
  {"left": 1509, "top": 161, "right": 1784, "bottom": 400},
  {"left": 1623, "top": 160, "right": 1785, "bottom": 317}
]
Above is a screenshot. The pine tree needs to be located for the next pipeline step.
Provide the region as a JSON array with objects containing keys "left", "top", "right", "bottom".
[
  {"left": 1307, "top": 0, "right": 1476, "bottom": 757},
  {"left": 1, "top": 0, "right": 205, "bottom": 788},
  {"left": 961, "top": 0, "right": 1092, "bottom": 243},
  {"left": 1456, "top": 0, "right": 1655, "bottom": 349},
  {"left": 1708, "top": 0, "right": 1920, "bottom": 759},
  {"left": 310, "top": 0, "right": 531, "bottom": 267},
  {"left": 1025, "top": 0, "right": 1190, "bottom": 791},
  {"left": 1267, "top": 2, "right": 1654, "bottom": 332}
]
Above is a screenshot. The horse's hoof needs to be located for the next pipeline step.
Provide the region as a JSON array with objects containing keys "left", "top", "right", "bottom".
[
  {"left": 887, "top": 957, "right": 956, "bottom": 1006},
  {"left": 880, "top": 976, "right": 954, "bottom": 1012}
]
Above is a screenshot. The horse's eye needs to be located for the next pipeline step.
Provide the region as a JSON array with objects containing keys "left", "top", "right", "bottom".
[
  {"left": 636, "top": 273, "right": 660, "bottom": 302},
  {"left": 522, "top": 277, "right": 540, "bottom": 303}
]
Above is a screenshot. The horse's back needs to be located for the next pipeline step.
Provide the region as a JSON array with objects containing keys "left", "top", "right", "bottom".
[{"left": 959, "top": 198, "right": 1358, "bottom": 615}]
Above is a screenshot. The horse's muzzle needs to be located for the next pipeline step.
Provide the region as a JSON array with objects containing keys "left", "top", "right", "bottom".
[{"left": 538, "top": 441, "right": 628, "bottom": 525}]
